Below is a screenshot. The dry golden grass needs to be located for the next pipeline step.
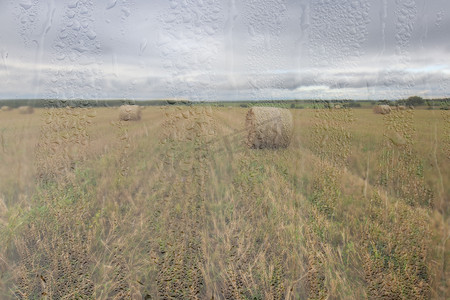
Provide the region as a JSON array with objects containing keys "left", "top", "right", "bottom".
[{"left": 0, "top": 106, "right": 448, "bottom": 299}]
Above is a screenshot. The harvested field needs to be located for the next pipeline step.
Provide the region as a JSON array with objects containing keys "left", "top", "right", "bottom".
[{"left": 0, "top": 106, "right": 448, "bottom": 299}]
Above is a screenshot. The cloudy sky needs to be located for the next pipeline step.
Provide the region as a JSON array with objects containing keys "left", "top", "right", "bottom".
[{"left": 0, "top": 0, "right": 449, "bottom": 101}]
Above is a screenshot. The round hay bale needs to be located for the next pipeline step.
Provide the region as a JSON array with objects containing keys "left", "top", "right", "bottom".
[
  {"left": 246, "top": 107, "right": 293, "bottom": 149},
  {"left": 18, "top": 106, "right": 34, "bottom": 114},
  {"left": 1, "top": 106, "right": 11, "bottom": 112},
  {"left": 386, "top": 131, "right": 407, "bottom": 147},
  {"left": 119, "top": 105, "right": 141, "bottom": 121},
  {"left": 373, "top": 105, "right": 391, "bottom": 115},
  {"left": 334, "top": 104, "right": 341, "bottom": 109}
]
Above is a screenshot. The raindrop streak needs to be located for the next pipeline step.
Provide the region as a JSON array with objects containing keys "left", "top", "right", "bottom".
[
  {"left": 379, "top": 0, "right": 388, "bottom": 56},
  {"left": 435, "top": 10, "right": 444, "bottom": 27},
  {"left": 372, "top": 0, "right": 389, "bottom": 101},
  {"left": 395, "top": 0, "right": 417, "bottom": 58},
  {"left": 294, "top": 1, "right": 310, "bottom": 77},
  {"left": 393, "top": 0, "right": 418, "bottom": 98},
  {"left": 157, "top": 0, "right": 224, "bottom": 101},
  {"left": 33, "top": 0, "right": 55, "bottom": 98},
  {"left": 112, "top": 53, "right": 118, "bottom": 78},
  {"left": 0, "top": 49, "right": 9, "bottom": 80},
  {"left": 417, "top": 0, "right": 429, "bottom": 50},
  {"left": 244, "top": 0, "right": 288, "bottom": 101},
  {"left": 225, "top": 0, "right": 238, "bottom": 91},
  {"left": 139, "top": 38, "right": 148, "bottom": 56},
  {"left": 42, "top": 0, "right": 104, "bottom": 101}
]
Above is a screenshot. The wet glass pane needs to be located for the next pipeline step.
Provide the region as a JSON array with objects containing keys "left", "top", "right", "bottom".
[{"left": 0, "top": 0, "right": 448, "bottom": 298}]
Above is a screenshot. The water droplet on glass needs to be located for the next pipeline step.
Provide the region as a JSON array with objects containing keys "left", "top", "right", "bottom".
[
  {"left": 68, "top": 1, "right": 78, "bottom": 9},
  {"left": 80, "top": 6, "right": 88, "bottom": 14},
  {"left": 56, "top": 54, "right": 66, "bottom": 60},
  {"left": 73, "top": 41, "right": 88, "bottom": 53},
  {"left": 72, "top": 20, "right": 81, "bottom": 31},
  {"left": 20, "top": 15, "right": 28, "bottom": 24},
  {"left": 170, "top": 0, "right": 178, "bottom": 9},
  {"left": 66, "top": 10, "right": 76, "bottom": 18},
  {"left": 59, "top": 31, "right": 68, "bottom": 39},
  {"left": 87, "top": 30, "right": 97, "bottom": 40},
  {"left": 106, "top": 0, "right": 117, "bottom": 10},
  {"left": 19, "top": 1, "right": 33, "bottom": 10},
  {"left": 121, "top": 7, "right": 131, "bottom": 18}
]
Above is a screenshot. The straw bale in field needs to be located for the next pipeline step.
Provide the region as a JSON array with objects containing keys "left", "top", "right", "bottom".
[
  {"left": 396, "top": 105, "right": 406, "bottom": 110},
  {"left": 246, "top": 106, "right": 293, "bottom": 149},
  {"left": 119, "top": 105, "right": 141, "bottom": 121},
  {"left": 386, "top": 131, "right": 407, "bottom": 147},
  {"left": 373, "top": 105, "right": 391, "bottom": 115},
  {"left": 18, "top": 106, "right": 34, "bottom": 114},
  {"left": 1, "top": 106, "right": 11, "bottom": 111},
  {"left": 334, "top": 104, "right": 341, "bottom": 109}
]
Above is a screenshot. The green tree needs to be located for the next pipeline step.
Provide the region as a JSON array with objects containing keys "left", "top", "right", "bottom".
[
  {"left": 405, "top": 96, "right": 424, "bottom": 107},
  {"left": 378, "top": 100, "right": 390, "bottom": 105}
]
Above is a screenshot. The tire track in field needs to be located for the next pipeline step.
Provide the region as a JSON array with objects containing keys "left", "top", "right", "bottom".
[
  {"left": 213, "top": 107, "right": 386, "bottom": 298},
  {"left": 207, "top": 108, "right": 308, "bottom": 298},
  {"left": 212, "top": 108, "right": 366, "bottom": 298},
  {"left": 147, "top": 105, "right": 218, "bottom": 299}
]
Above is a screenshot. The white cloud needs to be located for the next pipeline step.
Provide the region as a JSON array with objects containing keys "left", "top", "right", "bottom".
[{"left": 0, "top": 0, "right": 449, "bottom": 100}]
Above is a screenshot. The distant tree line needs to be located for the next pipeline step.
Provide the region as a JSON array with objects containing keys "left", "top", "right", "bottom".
[
  {"left": 377, "top": 96, "right": 449, "bottom": 110},
  {"left": 0, "top": 99, "right": 186, "bottom": 108},
  {"left": 0, "top": 97, "right": 448, "bottom": 109}
]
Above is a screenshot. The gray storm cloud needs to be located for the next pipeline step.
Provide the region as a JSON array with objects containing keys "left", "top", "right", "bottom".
[{"left": 0, "top": 0, "right": 448, "bottom": 100}]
